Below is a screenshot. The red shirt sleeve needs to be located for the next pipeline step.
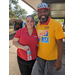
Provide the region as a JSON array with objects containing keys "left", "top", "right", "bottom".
[{"left": 14, "top": 29, "right": 21, "bottom": 38}]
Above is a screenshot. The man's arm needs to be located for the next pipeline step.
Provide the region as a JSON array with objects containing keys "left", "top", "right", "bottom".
[{"left": 53, "top": 39, "right": 63, "bottom": 71}]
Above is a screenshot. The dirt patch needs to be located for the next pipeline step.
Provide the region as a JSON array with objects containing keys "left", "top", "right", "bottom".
[{"left": 9, "top": 29, "right": 14, "bottom": 32}]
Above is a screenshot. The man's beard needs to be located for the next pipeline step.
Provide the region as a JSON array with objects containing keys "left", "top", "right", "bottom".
[{"left": 39, "top": 15, "right": 49, "bottom": 22}]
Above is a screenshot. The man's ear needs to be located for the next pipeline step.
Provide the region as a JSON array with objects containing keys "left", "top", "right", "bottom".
[{"left": 47, "top": 10, "right": 49, "bottom": 13}]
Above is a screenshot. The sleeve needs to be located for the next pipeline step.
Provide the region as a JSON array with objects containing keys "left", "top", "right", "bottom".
[
  {"left": 14, "top": 29, "right": 21, "bottom": 38},
  {"left": 54, "top": 22, "right": 65, "bottom": 39}
]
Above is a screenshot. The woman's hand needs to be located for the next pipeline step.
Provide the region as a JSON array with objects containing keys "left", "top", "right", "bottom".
[{"left": 22, "top": 45, "right": 30, "bottom": 51}]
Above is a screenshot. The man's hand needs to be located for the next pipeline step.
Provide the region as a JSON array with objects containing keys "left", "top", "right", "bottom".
[{"left": 53, "top": 59, "right": 62, "bottom": 71}]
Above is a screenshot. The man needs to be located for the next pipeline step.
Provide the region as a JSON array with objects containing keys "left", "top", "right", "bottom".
[{"left": 36, "top": 2, "right": 65, "bottom": 75}]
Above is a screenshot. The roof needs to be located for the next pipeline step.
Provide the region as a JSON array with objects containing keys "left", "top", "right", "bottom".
[
  {"left": 9, "top": 18, "right": 23, "bottom": 23},
  {"left": 22, "top": 0, "right": 65, "bottom": 19}
]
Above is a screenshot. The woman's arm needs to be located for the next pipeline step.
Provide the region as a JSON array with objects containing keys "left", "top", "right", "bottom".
[{"left": 13, "top": 37, "right": 30, "bottom": 51}]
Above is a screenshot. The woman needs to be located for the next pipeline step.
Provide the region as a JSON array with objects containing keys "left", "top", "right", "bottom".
[{"left": 13, "top": 15, "right": 38, "bottom": 75}]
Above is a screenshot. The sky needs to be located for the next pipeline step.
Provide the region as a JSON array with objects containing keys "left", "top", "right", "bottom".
[{"left": 18, "top": 0, "right": 34, "bottom": 15}]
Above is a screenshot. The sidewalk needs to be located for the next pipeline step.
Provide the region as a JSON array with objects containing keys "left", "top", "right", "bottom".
[{"left": 9, "top": 40, "right": 65, "bottom": 75}]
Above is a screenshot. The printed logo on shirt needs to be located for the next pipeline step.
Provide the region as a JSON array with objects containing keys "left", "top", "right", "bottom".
[
  {"left": 45, "top": 26, "right": 49, "bottom": 29},
  {"left": 38, "top": 30, "right": 49, "bottom": 43},
  {"left": 34, "top": 36, "right": 37, "bottom": 37}
]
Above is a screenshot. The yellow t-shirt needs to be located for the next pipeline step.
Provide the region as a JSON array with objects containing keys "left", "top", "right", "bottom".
[{"left": 36, "top": 18, "right": 65, "bottom": 60}]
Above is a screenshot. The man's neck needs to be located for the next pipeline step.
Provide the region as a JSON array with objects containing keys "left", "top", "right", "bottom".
[{"left": 41, "top": 21, "right": 46, "bottom": 24}]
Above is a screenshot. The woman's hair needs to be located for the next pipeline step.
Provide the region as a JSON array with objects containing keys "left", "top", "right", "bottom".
[
  {"left": 25, "top": 15, "right": 35, "bottom": 28},
  {"left": 26, "top": 15, "right": 34, "bottom": 20}
]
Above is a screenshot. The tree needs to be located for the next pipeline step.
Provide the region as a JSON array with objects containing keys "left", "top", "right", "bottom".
[
  {"left": 9, "top": 0, "right": 18, "bottom": 11},
  {"left": 12, "top": 0, "right": 18, "bottom": 5},
  {"left": 58, "top": 19, "right": 64, "bottom": 23},
  {"left": 13, "top": 5, "right": 27, "bottom": 20},
  {"left": 9, "top": 9, "right": 16, "bottom": 18},
  {"left": 31, "top": 11, "right": 39, "bottom": 22},
  {"left": 9, "top": 0, "right": 27, "bottom": 20}
]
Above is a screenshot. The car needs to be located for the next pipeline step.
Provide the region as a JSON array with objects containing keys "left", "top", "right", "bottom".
[
  {"left": 22, "top": 22, "right": 26, "bottom": 28},
  {"left": 14, "top": 21, "right": 26, "bottom": 30}
]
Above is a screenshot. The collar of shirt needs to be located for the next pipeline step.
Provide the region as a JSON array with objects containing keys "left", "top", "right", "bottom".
[
  {"left": 40, "top": 17, "right": 50, "bottom": 25},
  {"left": 24, "top": 27, "right": 36, "bottom": 34}
]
